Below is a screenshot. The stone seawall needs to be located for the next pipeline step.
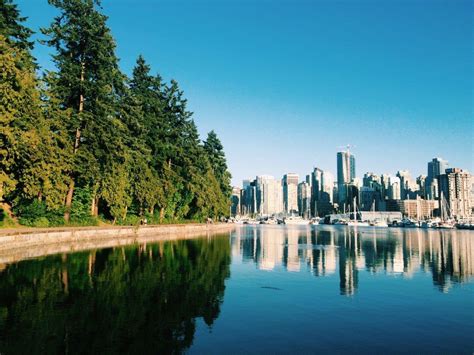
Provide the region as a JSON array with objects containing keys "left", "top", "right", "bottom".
[{"left": 0, "top": 223, "right": 235, "bottom": 265}]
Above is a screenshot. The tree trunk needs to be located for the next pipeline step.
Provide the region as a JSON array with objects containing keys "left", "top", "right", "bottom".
[
  {"left": 122, "top": 205, "right": 128, "bottom": 221},
  {"left": 64, "top": 178, "right": 75, "bottom": 222},
  {"left": 90, "top": 195, "right": 99, "bottom": 216},
  {"left": 160, "top": 207, "right": 164, "bottom": 223},
  {"left": 64, "top": 61, "right": 85, "bottom": 222},
  {"left": 90, "top": 195, "right": 95, "bottom": 216}
]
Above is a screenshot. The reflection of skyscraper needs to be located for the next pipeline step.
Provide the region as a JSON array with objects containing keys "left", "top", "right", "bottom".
[
  {"left": 286, "top": 229, "right": 300, "bottom": 272},
  {"left": 259, "top": 228, "right": 285, "bottom": 270},
  {"left": 231, "top": 225, "right": 473, "bottom": 295},
  {"left": 338, "top": 233, "right": 359, "bottom": 296}
]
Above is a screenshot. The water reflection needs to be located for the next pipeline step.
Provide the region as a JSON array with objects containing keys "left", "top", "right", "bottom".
[
  {"left": 0, "top": 236, "right": 231, "bottom": 354},
  {"left": 232, "top": 226, "right": 474, "bottom": 295}
]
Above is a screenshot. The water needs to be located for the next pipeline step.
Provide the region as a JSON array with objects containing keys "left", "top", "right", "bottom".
[{"left": 0, "top": 226, "right": 472, "bottom": 354}]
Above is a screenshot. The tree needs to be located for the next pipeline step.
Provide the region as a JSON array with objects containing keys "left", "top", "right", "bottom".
[
  {"left": 0, "top": 0, "right": 34, "bottom": 51},
  {"left": 42, "top": 0, "right": 125, "bottom": 221},
  {"left": 204, "top": 130, "right": 232, "bottom": 198}
]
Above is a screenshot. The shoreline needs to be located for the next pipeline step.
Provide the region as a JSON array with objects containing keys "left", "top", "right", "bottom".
[{"left": 0, "top": 223, "right": 235, "bottom": 266}]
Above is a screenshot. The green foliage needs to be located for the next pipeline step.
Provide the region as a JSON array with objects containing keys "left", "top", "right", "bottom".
[
  {"left": 0, "top": 237, "right": 231, "bottom": 353},
  {"left": 0, "top": 0, "right": 34, "bottom": 51},
  {"left": 1, "top": 0, "right": 232, "bottom": 226},
  {"left": 15, "top": 200, "right": 63, "bottom": 226},
  {"left": 0, "top": 208, "right": 15, "bottom": 227}
]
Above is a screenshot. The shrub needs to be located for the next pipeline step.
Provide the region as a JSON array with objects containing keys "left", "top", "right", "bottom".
[
  {"left": 0, "top": 208, "right": 16, "bottom": 227},
  {"left": 33, "top": 217, "right": 49, "bottom": 228}
]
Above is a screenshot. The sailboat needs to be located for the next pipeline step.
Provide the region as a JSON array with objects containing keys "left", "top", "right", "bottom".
[
  {"left": 347, "top": 197, "right": 369, "bottom": 227},
  {"left": 437, "top": 192, "right": 455, "bottom": 229}
]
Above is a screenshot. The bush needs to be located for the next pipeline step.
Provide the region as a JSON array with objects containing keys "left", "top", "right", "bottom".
[
  {"left": 69, "top": 216, "right": 99, "bottom": 226},
  {"left": 15, "top": 200, "right": 64, "bottom": 227},
  {"left": 32, "top": 217, "right": 49, "bottom": 228},
  {"left": 0, "top": 208, "right": 16, "bottom": 227},
  {"left": 117, "top": 214, "right": 141, "bottom": 226}
]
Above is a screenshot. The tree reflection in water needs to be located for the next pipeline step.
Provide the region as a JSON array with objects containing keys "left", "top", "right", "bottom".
[{"left": 0, "top": 236, "right": 231, "bottom": 354}]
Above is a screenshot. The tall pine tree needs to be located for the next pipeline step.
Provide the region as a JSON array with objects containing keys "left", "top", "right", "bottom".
[{"left": 42, "top": 0, "right": 125, "bottom": 221}]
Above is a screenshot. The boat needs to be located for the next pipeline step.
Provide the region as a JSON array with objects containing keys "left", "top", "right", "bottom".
[
  {"left": 347, "top": 220, "right": 370, "bottom": 227},
  {"left": 436, "top": 191, "right": 455, "bottom": 229},
  {"left": 437, "top": 220, "right": 456, "bottom": 229},
  {"left": 456, "top": 221, "right": 474, "bottom": 230},
  {"left": 260, "top": 217, "right": 277, "bottom": 225},
  {"left": 283, "top": 216, "right": 310, "bottom": 225},
  {"left": 370, "top": 219, "right": 388, "bottom": 227},
  {"left": 310, "top": 217, "right": 322, "bottom": 225},
  {"left": 347, "top": 197, "right": 370, "bottom": 227}
]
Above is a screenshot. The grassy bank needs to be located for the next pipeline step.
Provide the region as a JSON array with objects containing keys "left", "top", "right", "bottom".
[{"left": 0, "top": 206, "right": 211, "bottom": 230}]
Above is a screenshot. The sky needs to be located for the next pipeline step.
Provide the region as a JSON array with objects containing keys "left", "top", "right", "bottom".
[{"left": 16, "top": 0, "right": 473, "bottom": 186}]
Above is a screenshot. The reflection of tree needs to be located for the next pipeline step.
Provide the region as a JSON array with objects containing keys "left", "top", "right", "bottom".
[{"left": 0, "top": 237, "right": 231, "bottom": 354}]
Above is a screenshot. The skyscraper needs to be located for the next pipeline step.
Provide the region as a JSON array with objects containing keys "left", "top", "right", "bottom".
[
  {"left": 427, "top": 157, "right": 449, "bottom": 199},
  {"left": 337, "top": 150, "right": 356, "bottom": 205},
  {"left": 438, "top": 168, "right": 472, "bottom": 219},
  {"left": 396, "top": 170, "right": 412, "bottom": 200},
  {"left": 283, "top": 173, "right": 299, "bottom": 214},
  {"left": 297, "top": 181, "right": 311, "bottom": 218},
  {"left": 231, "top": 187, "right": 242, "bottom": 216},
  {"left": 241, "top": 179, "right": 257, "bottom": 215},
  {"left": 256, "top": 175, "right": 283, "bottom": 215},
  {"left": 311, "top": 167, "right": 323, "bottom": 202}
]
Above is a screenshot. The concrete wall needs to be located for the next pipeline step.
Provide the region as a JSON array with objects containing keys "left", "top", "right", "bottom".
[{"left": 0, "top": 224, "right": 235, "bottom": 265}]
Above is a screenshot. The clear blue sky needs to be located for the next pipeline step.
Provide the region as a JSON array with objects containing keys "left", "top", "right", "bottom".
[{"left": 17, "top": 0, "right": 473, "bottom": 186}]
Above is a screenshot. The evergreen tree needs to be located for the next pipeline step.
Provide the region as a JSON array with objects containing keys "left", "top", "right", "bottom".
[
  {"left": 0, "top": 0, "right": 34, "bottom": 51},
  {"left": 0, "top": 0, "right": 233, "bottom": 226},
  {"left": 42, "top": 0, "right": 125, "bottom": 221},
  {"left": 204, "top": 130, "right": 232, "bottom": 198}
]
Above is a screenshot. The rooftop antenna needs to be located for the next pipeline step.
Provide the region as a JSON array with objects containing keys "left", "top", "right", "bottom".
[{"left": 337, "top": 144, "right": 356, "bottom": 154}]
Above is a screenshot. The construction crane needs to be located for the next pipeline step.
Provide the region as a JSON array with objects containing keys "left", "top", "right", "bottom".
[{"left": 337, "top": 144, "right": 356, "bottom": 153}]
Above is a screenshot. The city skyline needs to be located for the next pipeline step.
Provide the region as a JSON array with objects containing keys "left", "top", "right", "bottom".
[
  {"left": 14, "top": 0, "right": 473, "bottom": 186},
  {"left": 234, "top": 153, "right": 473, "bottom": 220},
  {"left": 237, "top": 153, "right": 463, "bottom": 188}
]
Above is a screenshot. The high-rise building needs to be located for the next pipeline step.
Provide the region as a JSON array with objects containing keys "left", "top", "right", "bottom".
[
  {"left": 310, "top": 168, "right": 335, "bottom": 216},
  {"left": 297, "top": 182, "right": 311, "bottom": 218},
  {"left": 337, "top": 150, "right": 356, "bottom": 205},
  {"left": 388, "top": 176, "right": 401, "bottom": 200},
  {"left": 380, "top": 174, "right": 390, "bottom": 200},
  {"left": 241, "top": 179, "right": 257, "bottom": 215},
  {"left": 416, "top": 175, "right": 427, "bottom": 199},
  {"left": 426, "top": 157, "right": 449, "bottom": 199},
  {"left": 311, "top": 167, "right": 323, "bottom": 215},
  {"left": 396, "top": 170, "right": 417, "bottom": 200},
  {"left": 321, "top": 171, "right": 334, "bottom": 203},
  {"left": 283, "top": 173, "right": 299, "bottom": 214},
  {"left": 230, "top": 187, "right": 242, "bottom": 216},
  {"left": 256, "top": 175, "right": 283, "bottom": 215},
  {"left": 438, "top": 168, "right": 472, "bottom": 219}
]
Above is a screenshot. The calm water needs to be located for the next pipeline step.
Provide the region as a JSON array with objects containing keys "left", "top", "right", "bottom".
[{"left": 0, "top": 226, "right": 473, "bottom": 354}]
